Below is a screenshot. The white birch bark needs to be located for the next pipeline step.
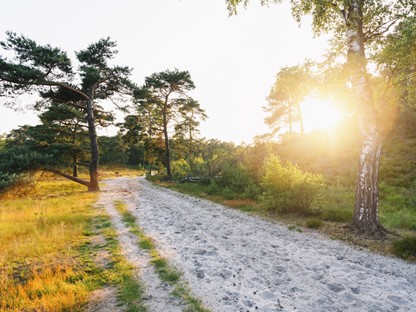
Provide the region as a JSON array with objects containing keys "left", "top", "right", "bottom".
[{"left": 347, "top": 0, "right": 383, "bottom": 234}]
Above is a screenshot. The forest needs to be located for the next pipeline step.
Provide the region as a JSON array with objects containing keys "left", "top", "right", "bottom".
[{"left": 0, "top": 0, "right": 416, "bottom": 311}]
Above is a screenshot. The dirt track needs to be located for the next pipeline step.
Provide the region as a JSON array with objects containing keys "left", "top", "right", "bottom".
[{"left": 101, "top": 177, "right": 416, "bottom": 312}]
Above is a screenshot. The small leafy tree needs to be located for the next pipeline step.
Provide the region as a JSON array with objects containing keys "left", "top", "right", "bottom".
[
  {"left": 171, "top": 159, "right": 192, "bottom": 180},
  {"left": 261, "top": 155, "right": 324, "bottom": 213}
]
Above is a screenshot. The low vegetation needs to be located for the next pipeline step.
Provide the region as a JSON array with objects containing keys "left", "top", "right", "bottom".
[
  {"left": 0, "top": 171, "right": 146, "bottom": 311},
  {"left": 151, "top": 128, "right": 416, "bottom": 262}
]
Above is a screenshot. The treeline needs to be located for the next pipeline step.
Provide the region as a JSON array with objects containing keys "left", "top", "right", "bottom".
[{"left": 0, "top": 34, "right": 205, "bottom": 191}]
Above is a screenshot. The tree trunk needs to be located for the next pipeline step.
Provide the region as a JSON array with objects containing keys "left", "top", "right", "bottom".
[
  {"left": 86, "top": 98, "right": 100, "bottom": 191},
  {"left": 295, "top": 100, "right": 305, "bottom": 135},
  {"left": 288, "top": 101, "right": 293, "bottom": 135},
  {"left": 45, "top": 167, "right": 90, "bottom": 188},
  {"left": 162, "top": 107, "right": 172, "bottom": 179},
  {"left": 73, "top": 154, "right": 79, "bottom": 177},
  {"left": 189, "top": 125, "right": 193, "bottom": 168},
  {"left": 347, "top": 1, "right": 384, "bottom": 235}
]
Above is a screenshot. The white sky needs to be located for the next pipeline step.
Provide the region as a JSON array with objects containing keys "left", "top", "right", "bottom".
[{"left": 0, "top": 0, "right": 329, "bottom": 144}]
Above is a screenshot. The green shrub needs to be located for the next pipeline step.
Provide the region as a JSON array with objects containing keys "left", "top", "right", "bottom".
[
  {"left": 214, "top": 164, "right": 260, "bottom": 199},
  {"left": 207, "top": 179, "right": 219, "bottom": 195},
  {"left": 261, "top": 155, "right": 324, "bottom": 214},
  {"left": 190, "top": 157, "right": 206, "bottom": 176},
  {"left": 392, "top": 236, "right": 416, "bottom": 260},
  {"left": 171, "top": 159, "right": 191, "bottom": 180},
  {"left": 305, "top": 218, "right": 323, "bottom": 229}
]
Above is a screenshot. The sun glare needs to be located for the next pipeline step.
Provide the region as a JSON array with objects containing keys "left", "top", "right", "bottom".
[{"left": 301, "top": 97, "right": 344, "bottom": 133}]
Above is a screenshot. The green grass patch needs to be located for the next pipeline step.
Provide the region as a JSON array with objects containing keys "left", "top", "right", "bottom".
[
  {"left": 320, "top": 207, "right": 353, "bottom": 222},
  {"left": 151, "top": 257, "right": 181, "bottom": 284},
  {"left": 83, "top": 215, "right": 147, "bottom": 312},
  {"left": 139, "top": 237, "right": 155, "bottom": 250},
  {"left": 392, "top": 235, "right": 416, "bottom": 260},
  {"left": 114, "top": 200, "right": 137, "bottom": 226},
  {"left": 118, "top": 273, "right": 147, "bottom": 312},
  {"left": 305, "top": 218, "right": 323, "bottom": 229}
]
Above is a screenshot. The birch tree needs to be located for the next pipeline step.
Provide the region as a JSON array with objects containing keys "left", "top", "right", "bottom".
[{"left": 226, "top": 0, "right": 416, "bottom": 235}]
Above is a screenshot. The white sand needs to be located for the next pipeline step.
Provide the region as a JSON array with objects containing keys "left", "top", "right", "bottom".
[
  {"left": 96, "top": 182, "right": 186, "bottom": 311},
  {"left": 105, "top": 177, "right": 416, "bottom": 312}
]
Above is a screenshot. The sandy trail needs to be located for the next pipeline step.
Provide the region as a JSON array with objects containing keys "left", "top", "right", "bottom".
[
  {"left": 106, "top": 177, "right": 415, "bottom": 312},
  {"left": 97, "top": 181, "right": 186, "bottom": 312}
]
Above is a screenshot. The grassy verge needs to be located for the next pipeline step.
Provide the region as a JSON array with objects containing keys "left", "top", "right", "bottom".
[
  {"left": 114, "top": 200, "right": 210, "bottom": 312},
  {"left": 0, "top": 175, "right": 146, "bottom": 311},
  {"left": 84, "top": 211, "right": 147, "bottom": 312},
  {"left": 152, "top": 180, "right": 416, "bottom": 262}
]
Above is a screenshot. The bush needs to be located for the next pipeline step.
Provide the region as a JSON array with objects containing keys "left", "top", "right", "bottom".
[
  {"left": 218, "top": 164, "right": 259, "bottom": 199},
  {"left": 171, "top": 159, "right": 191, "bottom": 180},
  {"left": 190, "top": 157, "right": 206, "bottom": 176},
  {"left": 392, "top": 236, "right": 416, "bottom": 260},
  {"left": 305, "top": 218, "right": 323, "bottom": 229},
  {"left": 261, "top": 155, "right": 324, "bottom": 214}
]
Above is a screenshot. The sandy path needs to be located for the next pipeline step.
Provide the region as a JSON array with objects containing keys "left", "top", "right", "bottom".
[
  {"left": 97, "top": 181, "right": 186, "bottom": 312},
  {"left": 110, "top": 177, "right": 415, "bottom": 312}
]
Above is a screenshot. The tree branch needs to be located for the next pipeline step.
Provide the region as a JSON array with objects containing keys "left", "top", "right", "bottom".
[
  {"left": 43, "top": 167, "right": 91, "bottom": 187},
  {"left": 40, "top": 80, "right": 90, "bottom": 101}
]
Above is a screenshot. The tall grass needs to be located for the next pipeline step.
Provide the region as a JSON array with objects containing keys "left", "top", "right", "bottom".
[
  {"left": 0, "top": 177, "right": 97, "bottom": 311},
  {"left": 0, "top": 172, "right": 148, "bottom": 311}
]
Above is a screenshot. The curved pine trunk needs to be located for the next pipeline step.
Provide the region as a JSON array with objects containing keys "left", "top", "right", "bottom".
[{"left": 347, "top": 0, "right": 383, "bottom": 235}]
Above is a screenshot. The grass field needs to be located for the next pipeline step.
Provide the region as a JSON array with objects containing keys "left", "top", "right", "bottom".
[{"left": 0, "top": 167, "right": 144, "bottom": 311}]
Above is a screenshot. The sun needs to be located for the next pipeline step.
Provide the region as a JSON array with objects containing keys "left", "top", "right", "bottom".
[{"left": 300, "top": 97, "right": 344, "bottom": 133}]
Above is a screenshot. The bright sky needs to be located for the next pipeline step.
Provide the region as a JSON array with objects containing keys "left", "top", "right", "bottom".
[{"left": 0, "top": 0, "right": 329, "bottom": 144}]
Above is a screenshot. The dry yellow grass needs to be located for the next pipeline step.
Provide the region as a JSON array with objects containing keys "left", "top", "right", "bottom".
[{"left": 0, "top": 175, "right": 98, "bottom": 311}]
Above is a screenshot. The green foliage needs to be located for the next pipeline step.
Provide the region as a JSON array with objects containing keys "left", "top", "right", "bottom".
[
  {"left": 134, "top": 69, "right": 200, "bottom": 179},
  {"left": 265, "top": 63, "right": 315, "bottom": 136},
  {"left": 217, "top": 164, "right": 259, "bottom": 199},
  {"left": 321, "top": 208, "right": 352, "bottom": 222},
  {"left": 392, "top": 236, "right": 416, "bottom": 260},
  {"left": 171, "top": 159, "right": 192, "bottom": 180},
  {"left": 0, "top": 171, "right": 23, "bottom": 191},
  {"left": 189, "top": 156, "right": 206, "bottom": 176},
  {"left": 261, "top": 155, "right": 324, "bottom": 213},
  {"left": 305, "top": 218, "right": 323, "bottom": 229},
  {"left": 99, "top": 135, "right": 129, "bottom": 167}
]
